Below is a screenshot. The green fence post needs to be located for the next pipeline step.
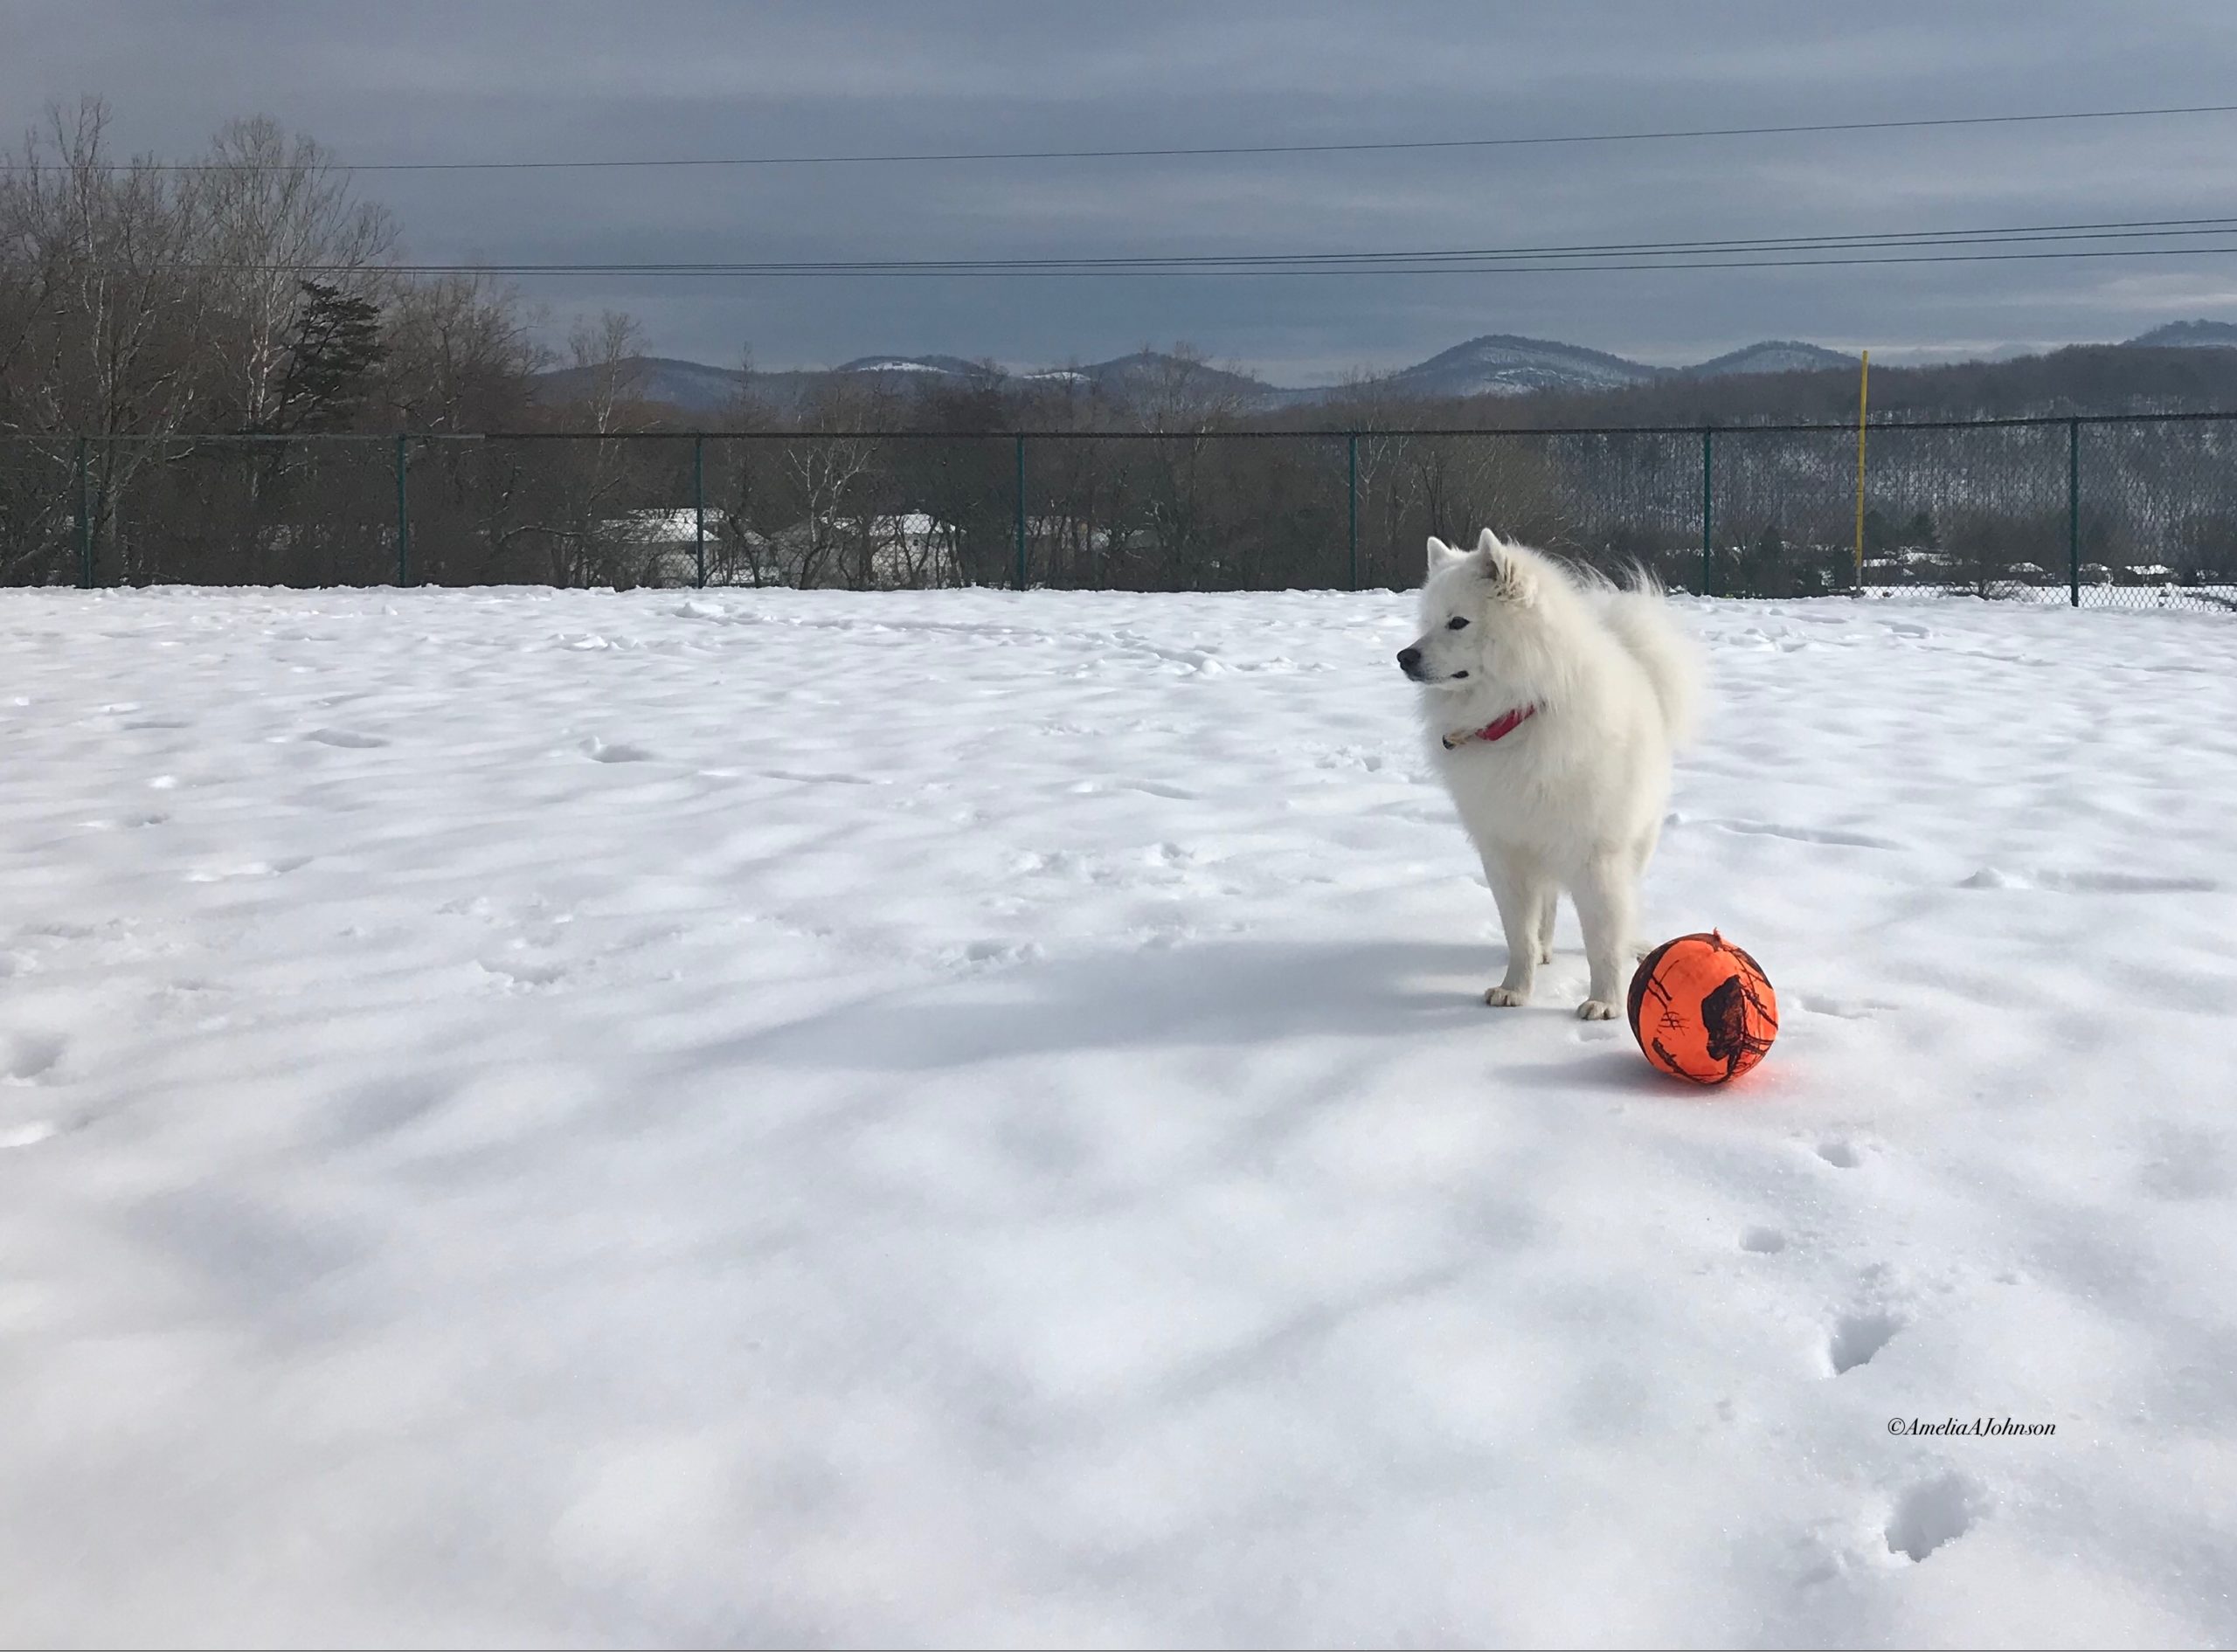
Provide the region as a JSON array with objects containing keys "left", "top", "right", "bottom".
[
  {"left": 393, "top": 433, "right": 411, "bottom": 586},
  {"left": 1700, "top": 427, "right": 1715, "bottom": 598},
  {"left": 2067, "top": 418, "right": 2081, "bottom": 608},
  {"left": 1014, "top": 432, "right": 1028, "bottom": 590},
  {"left": 73, "top": 436, "right": 91, "bottom": 589},
  {"left": 693, "top": 434, "right": 707, "bottom": 590},
  {"left": 1347, "top": 432, "right": 1359, "bottom": 591}
]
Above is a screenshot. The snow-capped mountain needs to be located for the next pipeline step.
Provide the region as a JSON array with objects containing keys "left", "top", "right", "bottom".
[
  {"left": 1367, "top": 335, "right": 1661, "bottom": 399},
  {"left": 841, "top": 349, "right": 1303, "bottom": 406},
  {"left": 2124, "top": 320, "right": 2237, "bottom": 349},
  {"left": 832, "top": 354, "right": 995, "bottom": 378},
  {"left": 531, "top": 323, "right": 2237, "bottom": 416},
  {"left": 529, "top": 356, "right": 757, "bottom": 413},
  {"left": 1683, "top": 340, "right": 1859, "bottom": 377}
]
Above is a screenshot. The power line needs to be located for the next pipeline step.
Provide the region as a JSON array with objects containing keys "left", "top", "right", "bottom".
[
  {"left": 221, "top": 215, "right": 2237, "bottom": 278},
  {"left": 339, "top": 245, "right": 2237, "bottom": 277},
  {"left": 493, "top": 216, "right": 2237, "bottom": 268},
  {"left": 11, "top": 101, "right": 2237, "bottom": 173}
]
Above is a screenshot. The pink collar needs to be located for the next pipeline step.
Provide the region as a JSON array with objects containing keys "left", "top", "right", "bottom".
[{"left": 1442, "top": 703, "right": 1538, "bottom": 750}]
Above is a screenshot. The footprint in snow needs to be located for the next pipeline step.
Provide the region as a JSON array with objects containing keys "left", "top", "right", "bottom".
[
  {"left": 753, "top": 768, "right": 876, "bottom": 785},
  {"left": 584, "top": 737, "right": 655, "bottom": 764},
  {"left": 1827, "top": 1309, "right": 1904, "bottom": 1375},
  {"left": 1959, "top": 867, "right": 2216, "bottom": 894},
  {"left": 945, "top": 939, "right": 1043, "bottom": 972},
  {"left": 1795, "top": 993, "right": 1894, "bottom": 1020},
  {"left": 306, "top": 728, "right": 388, "bottom": 749},
  {"left": 184, "top": 856, "right": 311, "bottom": 882},
  {"left": 1707, "top": 819, "right": 1905, "bottom": 851},
  {"left": 3, "top": 1032, "right": 66, "bottom": 1084},
  {"left": 1885, "top": 1474, "right": 1985, "bottom": 1563},
  {"left": 478, "top": 957, "right": 569, "bottom": 989}
]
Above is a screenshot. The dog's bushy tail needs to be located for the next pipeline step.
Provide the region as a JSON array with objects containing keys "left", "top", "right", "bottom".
[{"left": 1598, "top": 570, "right": 1704, "bottom": 744}]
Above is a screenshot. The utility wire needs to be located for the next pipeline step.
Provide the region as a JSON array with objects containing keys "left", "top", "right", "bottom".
[
  {"left": 207, "top": 215, "right": 2237, "bottom": 278},
  {"left": 336, "top": 246, "right": 2237, "bottom": 277},
  {"left": 10, "top": 101, "right": 2237, "bottom": 173}
]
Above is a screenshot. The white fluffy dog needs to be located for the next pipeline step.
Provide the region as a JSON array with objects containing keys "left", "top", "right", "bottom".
[{"left": 1398, "top": 529, "right": 1702, "bottom": 1020}]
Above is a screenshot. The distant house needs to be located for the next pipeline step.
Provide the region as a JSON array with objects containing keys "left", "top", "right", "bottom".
[
  {"left": 617, "top": 508, "right": 719, "bottom": 543},
  {"left": 595, "top": 507, "right": 987, "bottom": 588},
  {"left": 1028, "top": 515, "right": 1114, "bottom": 551},
  {"left": 734, "top": 511, "right": 963, "bottom": 589},
  {"left": 601, "top": 507, "right": 786, "bottom": 587}
]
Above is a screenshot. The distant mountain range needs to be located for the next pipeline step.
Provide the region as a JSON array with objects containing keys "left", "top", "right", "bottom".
[
  {"left": 533, "top": 323, "right": 2237, "bottom": 415},
  {"left": 2123, "top": 319, "right": 2237, "bottom": 349}
]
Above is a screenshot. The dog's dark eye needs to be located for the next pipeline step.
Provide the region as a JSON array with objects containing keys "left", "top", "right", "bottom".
[{"left": 1446, "top": 615, "right": 1470, "bottom": 630}]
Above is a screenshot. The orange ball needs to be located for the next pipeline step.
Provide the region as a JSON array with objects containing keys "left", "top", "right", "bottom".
[{"left": 1626, "top": 931, "right": 1778, "bottom": 1085}]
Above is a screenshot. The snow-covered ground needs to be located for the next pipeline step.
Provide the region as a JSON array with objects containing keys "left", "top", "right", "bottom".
[{"left": 2, "top": 585, "right": 2234, "bottom": 1648}]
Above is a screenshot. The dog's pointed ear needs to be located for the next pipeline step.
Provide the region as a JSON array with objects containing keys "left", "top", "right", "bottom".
[
  {"left": 1475, "top": 527, "right": 1513, "bottom": 581},
  {"left": 1474, "top": 529, "right": 1535, "bottom": 602},
  {"left": 1427, "top": 535, "right": 1466, "bottom": 574}
]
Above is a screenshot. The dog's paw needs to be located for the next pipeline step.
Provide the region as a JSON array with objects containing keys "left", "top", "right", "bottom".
[
  {"left": 1484, "top": 985, "right": 1529, "bottom": 1008},
  {"left": 1631, "top": 941, "right": 1653, "bottom": 961},
  {"left": 1538, "top": 944, "right": 1555, "bottom": 964},
  {"left": 1576, "top": 998, "right": 1619, "bottom": 1021}
]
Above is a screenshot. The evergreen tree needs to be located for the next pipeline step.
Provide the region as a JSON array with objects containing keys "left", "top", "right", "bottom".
[{"left": 267, "top": 280, "right": 384, "bottom": 432}]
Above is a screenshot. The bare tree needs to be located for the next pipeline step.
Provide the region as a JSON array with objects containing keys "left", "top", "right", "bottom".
[
  {"left": 1132, "top": 341, "right": 1249, "bottom": 434},
  {"left": 538, "top": 311, "right": 660, "bottom": 584},
  {"left": 1324, "top": 366, "right": 1429, "bottom": 587},
  {"left": 3, "top": 100, "right": 218, "bottom": 579},
  {"left": 378, "top": 273, "right": 544, "bottom": 431},
  {"left": 784, "top": 376, "right": 897, "bottom": 588},
  {"left": 377, "top": 273, "right": 546, "bottom": 582},
  {"left": 197, "top": 116, "right": 394, "bottom": 433}
]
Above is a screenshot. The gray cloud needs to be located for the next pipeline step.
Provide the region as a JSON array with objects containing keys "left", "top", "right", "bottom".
[{"left": 9, "top": 0, "right": 2237, "bottom": 381}]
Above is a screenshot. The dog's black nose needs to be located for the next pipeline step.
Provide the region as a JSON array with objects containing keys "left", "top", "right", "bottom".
[{"left": 1396, "top": 646, "right": 1423, "bottom": 675}]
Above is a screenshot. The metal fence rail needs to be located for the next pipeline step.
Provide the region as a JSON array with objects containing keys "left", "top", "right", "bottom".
[{"left": 4, "top": 417, "right": 2234, "bottom": 609}]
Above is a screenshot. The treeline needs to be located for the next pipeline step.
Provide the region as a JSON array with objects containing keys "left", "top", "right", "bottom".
[
  {"left": 1457, "top": 347, "right": 2237, "bottom": 430},
  {"left": 0, "top": 101, "right": 558, "bottom": 439},
  {"left": 0, "top": 99, "right": 698, "bottom": 584},
  {"left": 5, "top": 99, "right": 2236, "bottom": 594}
]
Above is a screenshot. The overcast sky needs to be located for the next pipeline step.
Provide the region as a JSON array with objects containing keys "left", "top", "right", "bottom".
[{"left": 10, "top": 0, "right": 2237, "bottom": 383}]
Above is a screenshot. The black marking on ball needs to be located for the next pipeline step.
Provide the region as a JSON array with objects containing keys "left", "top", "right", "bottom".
[
  {"left": 1626, "top": 937, "right": 1682, "bottom": 1035},
  {"left": 1700, "top": 962, "right": 1776, "bottom": 1080}
]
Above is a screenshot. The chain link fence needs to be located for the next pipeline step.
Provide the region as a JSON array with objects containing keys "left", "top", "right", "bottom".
[{"left": 5, "top": 419, "right": 2234, "bottom": 608}]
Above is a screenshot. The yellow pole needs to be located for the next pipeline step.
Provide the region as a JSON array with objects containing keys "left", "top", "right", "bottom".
[{"left": 1853, "top": 349, "right": 1870, "bottom": 591}]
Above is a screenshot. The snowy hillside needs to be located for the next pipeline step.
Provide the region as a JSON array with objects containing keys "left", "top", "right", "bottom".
[
  {"left": 2, "top": 587, "right": 2233, "bottom": 1645},
  {"left": 833, "top": 353, "right": 992, "bottom": 377},
  {"left": 533, "top": 322, "right": 2237, "bottom": 416},
  {"left": 1687, "top": 340, "right": 1860, "bottom": 377},
  {"left": 2123, "top": 319, "right": 2237, "bottom": 349},
  {"left": 1360, "top": 333, "right": 1661, "bottom": 398},
  {"left": 529, "top": 354, "right": 754, "bottom": 414}
]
